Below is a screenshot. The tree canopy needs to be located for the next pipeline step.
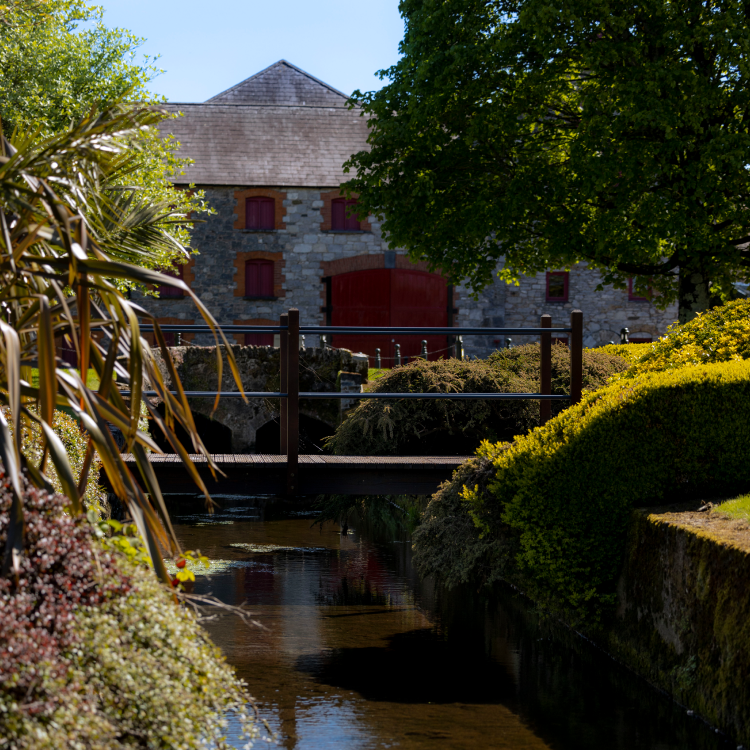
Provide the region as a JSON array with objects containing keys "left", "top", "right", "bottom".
[
  {"left": 345, "top": 0, "right": 750, "bottom": 321},
  {"left": 0, "top": 0, "right": 209, "bottom": 277}
]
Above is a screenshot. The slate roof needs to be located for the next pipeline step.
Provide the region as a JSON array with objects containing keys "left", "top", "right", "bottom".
[
  {"left": 160, "top": 61, "right": 369, "bottom": 187},
  {"left": 207, "top": 59, "right": 350, "bottom": 107}
]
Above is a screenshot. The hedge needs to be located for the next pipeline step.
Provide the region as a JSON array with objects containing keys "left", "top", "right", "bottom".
[
  {"left": 432, "top": 359, "right": 750, "bottom": 623},
  {"left": 610, "top": 298, "right": 750, "bottom": 378},
  {"left": 326, "top": 344, "right": 628, "bottom": 456}
]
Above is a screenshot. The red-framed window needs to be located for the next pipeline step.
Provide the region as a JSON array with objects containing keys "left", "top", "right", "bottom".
[
  {"left": 331, "top": 198, "right": 360, "bottom": 231},
  {"left": 245, "top": 197, "right": 275, "bottom": 230},
  {"left": 546, "top": 271, "right": 569, "bottom": 302},
  {"left": 158, "top": 264, "right": 184, "bottom": 298},
  {"left": 245, "top": 332, "right": 273, "bottom": 346},
  {"left": 628, "top": 278, "right": 650, "bottom": 301},
  {"left": 245, "top": 259, "right": 274, "bottom": 298}
]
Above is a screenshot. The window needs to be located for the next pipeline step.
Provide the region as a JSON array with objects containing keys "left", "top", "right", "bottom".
[
  {"left": 552, "top": 336, "right": 569, "bottom": 347},
  {"left": 245, "top": 332, "right": 273, "bottom": 346},
  {"left": 158, "top": 264, "right": 184, "bottom": 298},
  {"left": 629, "top": 336, "right": 653, "bottom": 344},
  {"left": 628, "top": 278, "right": 650, "bottom": 302},
  {"left": 245, "top": 197, "right": 275, "bottom": 230},
  {"left": 245, "top": 259, "right": 274, "bottom": 298},
  {"left": 546, "top": 271, "right": 569, "bottom": 302},
  {"left": 331, "top": 198, "right": 360, "bottom": 231}
]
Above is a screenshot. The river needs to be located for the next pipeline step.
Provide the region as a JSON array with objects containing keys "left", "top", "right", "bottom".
[{"left": 171, "top": 496, "right": 735, "bottom": 750}]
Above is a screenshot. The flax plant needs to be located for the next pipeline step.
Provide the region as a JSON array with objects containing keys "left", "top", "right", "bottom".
[{"left": 0, "top": 104, "right": 245, "bottom": 582}]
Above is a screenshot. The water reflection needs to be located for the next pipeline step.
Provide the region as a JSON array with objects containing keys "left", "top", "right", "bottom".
[{"left": 170, "top": 497, "right": 734, "bottom": 750}]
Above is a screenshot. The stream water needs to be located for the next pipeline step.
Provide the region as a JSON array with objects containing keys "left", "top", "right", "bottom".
[{"left": 171, "top": 496, "right": 736, "bottom": 750}]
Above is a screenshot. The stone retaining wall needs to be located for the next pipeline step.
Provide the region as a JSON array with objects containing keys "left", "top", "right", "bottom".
[{"left": 601, "top": 508, "right": 750, "bottom": 745}]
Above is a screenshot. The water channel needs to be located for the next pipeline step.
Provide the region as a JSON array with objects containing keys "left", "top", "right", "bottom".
[{"left": 171, "top": 496, "right": 736, "bottom": 750}]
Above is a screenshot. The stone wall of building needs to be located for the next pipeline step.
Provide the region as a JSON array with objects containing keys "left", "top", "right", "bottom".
[
  {"left": 503, "top": 265, "right": 678, "bottom": 349},
  {"left": 135, "top": 186, "right": 677, "bottom": 361}
]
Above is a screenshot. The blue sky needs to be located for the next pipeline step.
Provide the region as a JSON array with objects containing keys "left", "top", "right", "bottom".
[{"left": 95, "top": 0, "right": 405, "bottom": 102}]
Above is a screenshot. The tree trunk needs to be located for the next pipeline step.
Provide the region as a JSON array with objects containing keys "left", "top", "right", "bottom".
[{"left": 678, "top": 266, "right": 711, "bottom": 324}]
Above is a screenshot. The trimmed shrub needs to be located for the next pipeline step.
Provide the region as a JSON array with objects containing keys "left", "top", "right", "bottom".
[
  {"left": 0, "top": 478, "right": 256, "bottom": 749},
  {"left": 614, "top": 298, "right": 750, "bottom": 378},
  {"left": 326, "top": 345, "right": 629, "bottom": 456},
  {"left": 435, "top": 360, "right": 750, "bottom": 624}
]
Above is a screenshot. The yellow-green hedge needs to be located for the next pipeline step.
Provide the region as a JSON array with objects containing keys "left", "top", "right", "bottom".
[
  {"left": 463, "top": 359, "right": 750, "bottom": 622},
  {"left": 614, "top": 298, "right": 750, "bottom": 378}
]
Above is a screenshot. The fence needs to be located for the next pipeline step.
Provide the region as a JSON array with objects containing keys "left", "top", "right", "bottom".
[{"left": 134, "top": 309, "right": 583, "bottom": 495}]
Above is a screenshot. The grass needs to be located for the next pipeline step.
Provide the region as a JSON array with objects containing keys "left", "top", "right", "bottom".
[
  {"left": 30, "top": 368, "right": 102, "bottom": 390},
  {"left": 368, "top": 367, "right": 389, "bottom": 381},
  {"left": 716, "top": 494, "right": 750, "bottom": 522}
]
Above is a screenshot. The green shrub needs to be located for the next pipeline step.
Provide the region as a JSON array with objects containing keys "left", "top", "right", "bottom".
[
  {"left": 412, "top": 455, "right": 520, "bottom": 589},
  {"left": 0, "top": 480, "right": 256, "bottom": 749},
  {"left": 452, "top": 360, "right": 750, "bottom": 624},
  {"left": 327, "top": 345, "right": 628, "bottom": 456},
  {"left": 615, "top": 298, "right": 750, "bottom": 378}
]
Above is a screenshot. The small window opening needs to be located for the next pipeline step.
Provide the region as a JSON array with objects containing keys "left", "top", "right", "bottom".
[
  {"left": 158, "top": 264, "right": 184, "bottom": 298},
  {"left": 245, "top": 259, "right": 274, "bottom": 298},
  {"left": 331, "top": 198, "right": 360, "bottom": 231},
  {"left": 246, "top": 197, "right": 275, "bottom": 230},
  {"left": 628, "top": 278, "right": 650, "bottom": 302},
  {"left": 546, "top": 271, "right": 569, "bottom": 302}
]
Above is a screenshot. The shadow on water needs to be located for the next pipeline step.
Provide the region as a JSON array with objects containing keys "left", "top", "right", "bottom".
[{"left": 169, "top": 496, "right": 736, "bottom": 750}]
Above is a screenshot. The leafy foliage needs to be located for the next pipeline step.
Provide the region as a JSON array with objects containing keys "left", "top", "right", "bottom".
[
  {"left": 327, "top": 345, "right": 628, "bottom": 456},
  {"left": 0, "top": 0, "right": 211, "bottom": 275},
  {"left": 0, "top": 105, "right": 244, "bottom": 581},
  {"left": 614, "top": 298, "right": 750, "bottom": 377},
  {"left": 345, "top": 0, "right": 750, "bottom": 320},
  {"left": 461, "top": 360, "right": 750, "bottom": 623},
  {"left": 0, "top": 482, "right": 256, "bottom": 748}
]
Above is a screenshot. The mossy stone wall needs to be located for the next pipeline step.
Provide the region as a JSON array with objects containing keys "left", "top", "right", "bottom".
[{"left": 603, "top": 510, "right": 750, "bottom": 745}]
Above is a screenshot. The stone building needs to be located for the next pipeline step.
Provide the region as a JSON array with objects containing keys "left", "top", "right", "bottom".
[{"left": 142, "top": 60, "right": 678, "bottom": 360}]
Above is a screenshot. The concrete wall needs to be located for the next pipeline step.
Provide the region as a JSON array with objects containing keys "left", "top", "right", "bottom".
[{"left": 135, "top": 186, "right": 678, "bottom": 359}]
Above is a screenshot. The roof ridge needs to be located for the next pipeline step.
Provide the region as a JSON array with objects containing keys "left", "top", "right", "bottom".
[{"left": 205, "top": 59, "right": 350, "bottom": 104}]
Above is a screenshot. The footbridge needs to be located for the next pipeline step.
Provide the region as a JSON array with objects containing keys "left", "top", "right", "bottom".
[{"left": 120, "top": 309, "right": 583, "bottom": 497}]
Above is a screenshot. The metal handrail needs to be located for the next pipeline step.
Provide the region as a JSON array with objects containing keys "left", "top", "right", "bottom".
[
  {"left": 127, "top": 391, "right": 571, "bottom": 401},
  {"left": 134, "top": 324, "right": 572, "bottom": 336}
]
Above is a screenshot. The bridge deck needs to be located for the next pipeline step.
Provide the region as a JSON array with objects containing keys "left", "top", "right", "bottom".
[{"left": 118, "top": 454, "right": 469, "bottom": 496}]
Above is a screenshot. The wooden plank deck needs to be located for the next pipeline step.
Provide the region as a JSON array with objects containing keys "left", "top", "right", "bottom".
[{"left": 115, "top": 454, "right": 469, "bottom": 496}]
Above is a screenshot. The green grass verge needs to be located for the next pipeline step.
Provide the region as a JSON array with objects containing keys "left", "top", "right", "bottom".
[
  {"left": 716, "top": 494, "right": 750, "bottom": 522},
  {"left": 30, "top": 368, "right": 101, "bottom": 390}
]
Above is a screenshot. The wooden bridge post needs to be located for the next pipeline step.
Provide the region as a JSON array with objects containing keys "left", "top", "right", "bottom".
[
  {"left": 286, "top": 309, "right": 300, "bottom": 495},
  {"left": 570, "top": 310, "right": 583, "bottom": 405},
  {"left": 279, "top": 313, "right": 288, "bottom": 455},
  {"left": 540, "top": 314, "right": 552, "bottom": 425}
]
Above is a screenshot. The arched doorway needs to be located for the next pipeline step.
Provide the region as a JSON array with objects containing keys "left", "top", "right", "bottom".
[{"left": 330, "top": 269, "right": 449, "bottom": 364}]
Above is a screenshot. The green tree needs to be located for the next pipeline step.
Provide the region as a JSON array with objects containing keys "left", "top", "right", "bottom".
[
  {"left": 0, "top": 0, "right": 209, "bottom": 278},
  {"left": 345, "top": 0, "right": 750, "bottom": 322}
]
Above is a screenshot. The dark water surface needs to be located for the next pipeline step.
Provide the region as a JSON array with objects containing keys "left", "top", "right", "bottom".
[{"left": 171, "top": 497, "right": 735, "bottom": 750}]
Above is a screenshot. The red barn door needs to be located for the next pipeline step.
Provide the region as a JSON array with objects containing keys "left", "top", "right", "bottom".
[{"left": 331, "top": 268, "right": 448, "bottom": 364}]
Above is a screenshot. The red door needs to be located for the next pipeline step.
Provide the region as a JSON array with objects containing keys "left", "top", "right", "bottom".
[{"left": 331, "top": 269, "right": 448, "bottom": 365}]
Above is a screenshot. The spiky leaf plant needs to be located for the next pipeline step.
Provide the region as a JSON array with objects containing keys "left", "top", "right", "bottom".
[{"left": 0, "top": 104, "right": 245, "bottom": 581}]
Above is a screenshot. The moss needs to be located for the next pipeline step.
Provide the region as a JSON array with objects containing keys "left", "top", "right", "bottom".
[{"left": 603, "top": 510, "right": 750, "bottom": 746}]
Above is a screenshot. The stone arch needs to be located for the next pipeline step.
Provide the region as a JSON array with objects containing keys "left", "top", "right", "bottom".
[
  {"left": 254, "top": 413, "right": 336, "bottom": 455},
  {"left": 150, "top": 403, "right": 233, "bottom": 454}
]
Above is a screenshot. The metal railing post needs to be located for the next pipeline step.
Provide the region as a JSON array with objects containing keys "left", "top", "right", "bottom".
[
  {"left": 570, "top": 310, "right": 583, "bottom": 405},
  {"left": 540, "top": 315, "right": 552, "bottom": 425},
  {"left": 286, "top": 309, "right": 300, "bottom": 495},
  {"left": 395, "top": 343, "right": 401, "bottom": 367},
  {"left": 279, "top": 313, "right": 288, "bottom": 455},
  {"left": 375, "top": 348, "right": 381, "bottom": 369}
]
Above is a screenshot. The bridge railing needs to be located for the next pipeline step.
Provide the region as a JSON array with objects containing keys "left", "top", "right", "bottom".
[{"left": 131, "top": 309, "right": 583, "bottom": 495}]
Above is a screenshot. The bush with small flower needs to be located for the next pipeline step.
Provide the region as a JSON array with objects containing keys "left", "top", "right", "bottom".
[{"left": 0, "top": 475, "right": 257, "bottom": 749}]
